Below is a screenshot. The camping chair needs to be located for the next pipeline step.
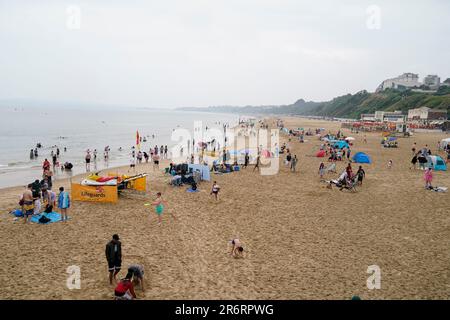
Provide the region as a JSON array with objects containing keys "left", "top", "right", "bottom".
[{"left": 325, "top": 163, "right": 337, "bottom": 173}]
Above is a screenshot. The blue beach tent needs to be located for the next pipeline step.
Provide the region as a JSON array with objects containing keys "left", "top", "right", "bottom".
[
  {"left": 426, "top": 155, "right": 447, "bottom": 171},
  {"left": 352, "top": 152, "right": 372, "bottom": 164},
  {"left": 334, "top": 140, "right": 349, "bottom": 149}
]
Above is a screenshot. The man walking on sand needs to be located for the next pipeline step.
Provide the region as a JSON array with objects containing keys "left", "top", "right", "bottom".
[
  {"left": 106, "top": 234, "right": 122, "bottom": 285},
  {"left": 253, "top": 155, "right": 261, "bottom": 172},
  {"left": 291, "top": 155, "right": 298, "bottom": 172}
]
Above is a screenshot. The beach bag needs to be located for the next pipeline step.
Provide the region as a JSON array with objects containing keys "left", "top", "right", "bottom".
[
  {"left": 39, "top": 215, "right": 51, "bottom": 224},
  {"left": 44, "top": 205, "right": 53, "bottom": 214}
]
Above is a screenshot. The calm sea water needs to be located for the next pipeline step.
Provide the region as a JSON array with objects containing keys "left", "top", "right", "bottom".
[{"left": 0, "top": 106, "right": 238, "bottom": 188}]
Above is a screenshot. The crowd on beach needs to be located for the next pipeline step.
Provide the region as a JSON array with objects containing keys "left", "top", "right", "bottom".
[
  {"left": 19, "top": 157, "right": 71, "bottom": 224},
  {"left": 13, "top": 118, "right": 448, "bottom": 300}
]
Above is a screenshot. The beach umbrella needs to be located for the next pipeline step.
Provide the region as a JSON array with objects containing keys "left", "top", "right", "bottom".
[{"left": 261, "top": 149, "right": 272, "bottom": 158}]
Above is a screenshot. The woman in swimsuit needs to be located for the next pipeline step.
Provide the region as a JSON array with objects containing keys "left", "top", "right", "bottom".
[{"left": 210, "top": 181, "right": 220, "bottom": 201}]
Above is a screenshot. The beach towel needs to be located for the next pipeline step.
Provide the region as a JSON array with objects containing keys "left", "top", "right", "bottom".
[
  {"left": 30, "top": 212, "right": 67, "bottom": 224},
  {"left": 186, "top": 188, "right": 199, "bottom": 193},
  {"left": 58, "top": 191, "right": 70, "bottom": 209},
  {"left": 432, "top": 187, "right": 448, "bottom": 192}
]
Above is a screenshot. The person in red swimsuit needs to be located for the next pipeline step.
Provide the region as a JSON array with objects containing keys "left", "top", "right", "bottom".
[{"left": 114, "top": 271, "right": 137, "bottom": 300}]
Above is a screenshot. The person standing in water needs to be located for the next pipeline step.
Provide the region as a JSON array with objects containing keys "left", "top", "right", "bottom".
[{"left": 85, "top": 150, "right": 91, "bottom": 171}]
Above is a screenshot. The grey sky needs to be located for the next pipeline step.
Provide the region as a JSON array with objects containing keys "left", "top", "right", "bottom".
[{"left": 0, "top": 0, "right": 449, "bottom": 108}]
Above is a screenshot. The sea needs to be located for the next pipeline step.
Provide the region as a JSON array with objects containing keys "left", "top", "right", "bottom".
[{"left": 0, "top": 106, "right": 239, "bottom": 188}]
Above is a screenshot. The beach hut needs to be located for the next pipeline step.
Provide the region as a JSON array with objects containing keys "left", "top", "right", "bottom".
[
  {"left": 352, "top": 152, "right": 372, "bottom": 164},
  {"left": 426, "top": 155, "right": 447, "bottom": 171},
  {"left": 316, "top": 150, "right": 326, "bottom": 157}
]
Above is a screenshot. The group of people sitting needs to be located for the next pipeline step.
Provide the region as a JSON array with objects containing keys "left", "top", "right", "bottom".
[
  {"left": 327, "top": 163, "right": 365, "bottom": 191},
  {"left": 19, "top": 180, "right": 70, "bottom": 223},
  {"left": 211, "top": 162, "right": 239, "bottom": 174},
  {"left": 324, "top": 146, "right": 351, "bottom": 162},
  {"left": 167, "top": 163, "right": 198, "bottom": 188}
]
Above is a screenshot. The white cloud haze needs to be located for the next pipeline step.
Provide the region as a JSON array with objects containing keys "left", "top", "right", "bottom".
[{"left": 0, "top": 0, "right": 449, "bottom": 108}]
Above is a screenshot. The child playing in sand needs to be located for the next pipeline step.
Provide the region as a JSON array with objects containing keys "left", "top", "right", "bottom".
[
  {"left": 114, "top": 271, "right": 137, "bottom": 300},
  {"left": 128, "top": 264, "right": 145, "bottom": 292},
  {"left": 210, "top": 181, "right": 221, "bottom": 200},
  {"left": 230, "top": 238, "right": 244, "bottom": 258},
  {"left": 387, "top": 160, "right": 393, "bottom": 169},
  {"left": 152, "top": 192, "right": 166, "bottom": 225},
  {"left": 424, "top": 168, "right": 433, "bottom": 189},
  {"left": 318, "top": 162, "right": 325, "bottom": 179}
]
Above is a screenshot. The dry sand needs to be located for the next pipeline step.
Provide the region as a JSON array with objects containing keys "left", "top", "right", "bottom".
[{"left": 0, "top": 118, "right": 448, "bottom": 300}]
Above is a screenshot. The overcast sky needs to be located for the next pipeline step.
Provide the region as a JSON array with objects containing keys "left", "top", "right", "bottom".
[{"left": 0, "top": 0, "right": 449, "bottom": 108}]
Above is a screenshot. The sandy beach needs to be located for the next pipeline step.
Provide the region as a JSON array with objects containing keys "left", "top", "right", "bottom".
[{"left": 0, "top": 118, "right": 449, "bottom": 300}]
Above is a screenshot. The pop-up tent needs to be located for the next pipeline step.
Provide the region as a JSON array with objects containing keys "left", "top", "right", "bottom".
[
  {"left": 334, "top": 140, "right": 349, "bottom": 149},
  {"left": 352, "top": 152, "right": 372, "bottom": 164},
  {"left": 188, "top": 164, "right": 211, "bottom": 181},
  {"left": 316, "top": 150, "right": 326, "bottom": 157},
  {"left": 426, "top": 155, "right": 447, "bottom": 171}
]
